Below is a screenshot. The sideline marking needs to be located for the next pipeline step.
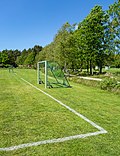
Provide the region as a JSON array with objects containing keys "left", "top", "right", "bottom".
[
  {"left": 0, "top": 78, "right": 107, "bottom": 151},
  {"left": 21, "top": 78, "right": 106, "bottom": 132},
  {"left": 0, "top": 131, "right": 106, "bottom": 151}
]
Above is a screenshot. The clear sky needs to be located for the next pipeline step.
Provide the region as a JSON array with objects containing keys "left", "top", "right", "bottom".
[{"left": 0, "top": 0, "right": 117, "bottom": 51}]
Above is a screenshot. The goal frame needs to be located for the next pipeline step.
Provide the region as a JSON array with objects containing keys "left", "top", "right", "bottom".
[
  {"left": 37, "top": 60, "right": 48, "bottom": 89},
  {"left": 37, "top": 60, "right": 71, "bottom": 89}
]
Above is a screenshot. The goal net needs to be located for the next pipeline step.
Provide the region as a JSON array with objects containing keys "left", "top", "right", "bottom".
[{"left": 37, "top": 61, "right": 70, "bottom": 88}]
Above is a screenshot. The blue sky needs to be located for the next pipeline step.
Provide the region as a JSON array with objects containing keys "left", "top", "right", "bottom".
[{"left": 0, "top": 0, "right": 117, "bottom": 51}]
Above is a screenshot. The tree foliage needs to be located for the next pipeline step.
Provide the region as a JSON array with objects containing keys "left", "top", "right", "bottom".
[
  {"left": 16, "top": 45, "right": 42, "bottom": 67},
  {"left": 107, "top": 0, "right": 120, "bottom": 53},
  {"left": 0, "top": 49, "right": 21, "bottom": 67},
  {"left": 1, "top": 1, "right": 119, "bottom": 72}
]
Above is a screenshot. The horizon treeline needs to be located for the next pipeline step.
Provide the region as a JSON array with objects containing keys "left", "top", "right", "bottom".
[{"left": 0, "top": 0, "right": 120, "bottom": 75}]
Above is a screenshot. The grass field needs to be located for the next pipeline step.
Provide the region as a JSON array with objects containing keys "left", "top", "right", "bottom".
[{"left": 0, "top": 68, "right": 120, "bottom": 156}]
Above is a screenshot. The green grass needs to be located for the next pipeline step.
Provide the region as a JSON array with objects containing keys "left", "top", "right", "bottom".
[{"left": 0, "top": 68, "right": 120, "bottom": 156}]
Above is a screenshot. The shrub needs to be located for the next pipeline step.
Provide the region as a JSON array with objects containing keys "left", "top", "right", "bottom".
[
  {"left": 100, "top": 77, "right": 119, "bottom": 91},
  {"left": 68, "top": 76, "right": 120, "bottom": 94}
]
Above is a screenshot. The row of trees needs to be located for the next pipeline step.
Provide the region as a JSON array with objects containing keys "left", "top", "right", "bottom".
[
  {"left": 37, "top": 1, "right": 120, "bottom": 74},
  {"left": 0, "top": 45, "right": 42, "bottom": 67},
  {"left": 16, "top": 45, "right": 42, "bottom": 67},
  {"left": 0, "top": 49, "right": 21, "bottom": 67},
  {"left": 0, "top": 1, "right": 120, "bottom": 74}
]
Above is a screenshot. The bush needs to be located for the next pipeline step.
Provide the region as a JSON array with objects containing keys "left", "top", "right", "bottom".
[
  {"left": 68, "top": 76, "right": 120, "bottom": 94},
  {"left": 100, "top": 77, "right": 120, "bottom": 92}
]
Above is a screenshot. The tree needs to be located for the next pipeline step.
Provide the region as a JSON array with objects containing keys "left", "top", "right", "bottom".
[
  {"left": 53, "top": 22, "right": 74, "bottom": 69},
  {"left": 16, "top": 49, "right": 28, "bottom": 65},
  {"left": 24, "top": 52, "right": 35, "bottom": 66},
  {"left": 74, "top": 6, "right": 107, "bottom": 74},
  {"left": 107, "top": 0, "right": 120, "bottom": 54},
  {"left": 0, "top": 50, "right": 9, "bottom": 66},
  {"left": 73, "top": 21, "right": 90, "bottom": 72},
  {"left": 113, "top": 54, "right": 120, "bottom": 67},
  {"left": 32, "top": 45, "right": 42, "bottom": 54}
]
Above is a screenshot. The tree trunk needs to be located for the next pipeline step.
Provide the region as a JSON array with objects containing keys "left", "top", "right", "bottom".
[
  {"left": 87, "top": 61, "right": 89, "bottom": 73},
  {"left": 64, "top": 62, "right": 67, "bottom": 72},
  {"left": 99, "top": 62, "right": 102, "bottom": 74},
  {"left": 90, "top": 60, "right": 93, "bottom": 75}
]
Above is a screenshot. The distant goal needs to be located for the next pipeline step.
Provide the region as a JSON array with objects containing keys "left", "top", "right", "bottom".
[{"left": 37, "top": 61, "right": 70, "bottom": 88}]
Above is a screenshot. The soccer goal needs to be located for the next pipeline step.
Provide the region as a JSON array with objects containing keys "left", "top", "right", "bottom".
[{"left": 37, "top": 61, "right": 70, "bottom": 88}]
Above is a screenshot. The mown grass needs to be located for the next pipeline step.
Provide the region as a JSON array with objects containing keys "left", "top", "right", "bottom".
[{"left": 0, "top": 68, "right": 120, "bottom": 156}]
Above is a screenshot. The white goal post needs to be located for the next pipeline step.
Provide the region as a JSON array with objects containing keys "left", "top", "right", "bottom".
[
  {"left": 37, "top": 61, "right": 48, "bottom": 89},
  {"left": 37, "top": 60, "right": 71, "bottom": 89}
]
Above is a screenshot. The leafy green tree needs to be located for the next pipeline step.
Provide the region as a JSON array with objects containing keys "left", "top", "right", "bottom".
[
  {"left": 32, "top": 45, "right": 42, "bottom": 54},
  {"left": 107, "top": 0, "right": 120, "bottom": 54},
  {"left": 74, "top": 6, "right": 107, "bottom": 74},
  {"left": 16, "top": 49, "right": 28, "bottom": 65},
  {"left": 17, "top": 45, "right": 43, "bottom": 67},
  {"left": 7, "top": 50, "right": 16, "bottom": 66},
  {"left": 114, "top": 54, "right": 120, "bottom": 67},
  {"left": 0, "top": 50, "right": 9, "bottom": 66},
  {"left": 73, "top": 21, "right": 89, "bottom": 72},
  {"left": 53, "top": 22, "right": 74, "bottom": 69},
  {"left": 24, "top": 52, "right": 35, "bottom": 66},
  {"left": 0, "top": 49, "right": 21, "bottom": 67}
]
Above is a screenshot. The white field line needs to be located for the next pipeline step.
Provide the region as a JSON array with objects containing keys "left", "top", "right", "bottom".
[
  {"left": 0, "top": 131, "right": 106, "bottom": 151},
  {"left": 0, "top": 78, "right": 107, "bottom": 151},
  {"left": 21, "top": 78, "right": 106, "bottom": 132}
]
